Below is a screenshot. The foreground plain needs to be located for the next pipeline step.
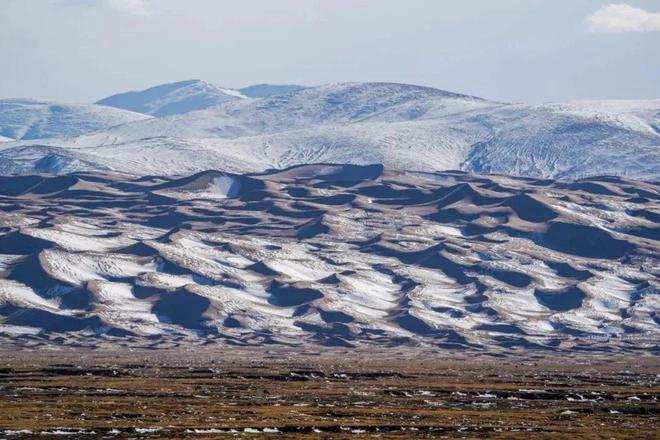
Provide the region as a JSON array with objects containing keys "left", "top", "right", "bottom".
[{"left": 0, "top": 350, "right": 658, "bottom": 439}]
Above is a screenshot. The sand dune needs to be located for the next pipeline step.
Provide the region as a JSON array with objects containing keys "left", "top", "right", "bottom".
[{"left": 0, "top": 164, "right": 657, "bottom": 351}]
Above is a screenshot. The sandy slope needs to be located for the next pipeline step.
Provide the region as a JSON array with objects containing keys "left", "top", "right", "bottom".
[{"left": 0, "top": 164, "right": 657, "bottom": 351}]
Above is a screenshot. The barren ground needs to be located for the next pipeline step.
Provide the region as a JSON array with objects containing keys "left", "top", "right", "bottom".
[{"left": 0, "top": 349, "right": 657, "bottom": 439}]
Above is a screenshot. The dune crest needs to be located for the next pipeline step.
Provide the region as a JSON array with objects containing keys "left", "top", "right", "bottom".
[{"left": 0, "top": 164, "right": 657, "bottom": 351}]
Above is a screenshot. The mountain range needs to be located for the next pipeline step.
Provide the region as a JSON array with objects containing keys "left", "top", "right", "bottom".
[
  {"left": 0, "top": 79, "right": 658, "bottom": 180},
  {"left": 0, "top": 98, "right": 149, "bottom": 140}
]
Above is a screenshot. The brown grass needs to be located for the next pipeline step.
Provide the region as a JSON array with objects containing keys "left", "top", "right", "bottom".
[{"left": 0, "top": 349, "right": 657, "bottom": 438}]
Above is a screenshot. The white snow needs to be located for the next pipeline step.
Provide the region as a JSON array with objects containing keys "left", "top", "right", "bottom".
[
  {"left": 95, "top": 79, "right": 245, "bottom": 117},
  {"left": 22, "top": 227, "right": 135, "bottom": 252},
  {"left": 0, "top": 279, "right": 62, "bottom": 311},
  {"left": 2, "top": 82, "right": 657, "bottom": 180},
  {"left": 89, "top": 281, "right": 161, "bottom": 335},
  {"left": 0, "top": 98, "right": 150, "bottom": 141},
  {"left": 156, "top": 175, "right": 242, "bottom": 200},
  {"left": 39, "top": 249, "right": 157, "bottom": 287}
]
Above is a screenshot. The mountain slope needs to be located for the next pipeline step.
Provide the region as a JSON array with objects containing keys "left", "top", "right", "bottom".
[
  {"left": 96, "top": 79, "right": 246, "bottom": 117},
  {"left": 0, "top": 99, "right": 151, "bottom": 141},
  {"left": 460, "top": 100, "right": 660, "bottom": 179},
  {"left": 76, "top": 82, "right": 493, "bottom": 142},
  {"left": 239, "top": 83, "right": 306, "bottom": 98},
  {"left": 1, "top": 82, "right": 658, "bottom": 180}
]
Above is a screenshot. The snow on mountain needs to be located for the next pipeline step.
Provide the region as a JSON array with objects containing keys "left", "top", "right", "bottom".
[
  {"left": 72, "top": 82, "right": 492, "bottom": 142},
  {"left": 0, "top": 99, "right": 151, "bottom": 141},
  {"left": 0, "top": 145, "right": 109, "bottom": 175},
  {"left": 95, "top": 79, "right": 246, "bottom": 117},
  {"left": 1, "top": 82, "right": 658, "bottom": 180},
  {"left": 0, "top": 122, "right": 471, "bottom": 176},
  {"left": 239, "top": 83, "right": 306, "bottom": 98},
  {"left": 460, "top": 100, "right": 660, "bottom": 180}
]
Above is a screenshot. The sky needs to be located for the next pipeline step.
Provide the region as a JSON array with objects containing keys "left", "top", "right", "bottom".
[{"left": 0, "top": 0, "right": 658, "bottom": 103}]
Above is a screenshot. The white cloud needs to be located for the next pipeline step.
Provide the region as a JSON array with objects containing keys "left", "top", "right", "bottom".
[
  {"left": 585, "top": 3, "right": 660, "bottom": 33},
  {"left": 106, "top": 0, "right": 150, "bottom": 16}
]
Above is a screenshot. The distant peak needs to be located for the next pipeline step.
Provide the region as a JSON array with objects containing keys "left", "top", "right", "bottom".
[
  {"left": 95, "top": 79, "right": 243, "bottom": 117},
  {"left": 312, "top": 81, "right": 485, "bottom": 101},
  {"left": 158, "top": 79, "right": 204, "bottom": 88},
  {"left": 240, "top": 84, "right": 307, "bottom": 98}
]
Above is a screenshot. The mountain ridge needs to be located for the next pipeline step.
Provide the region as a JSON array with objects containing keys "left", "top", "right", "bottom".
[
  {"left": 239, "top": 83, "right": 307, "bottom": 98},
  {"left": 1, "top": 81, "right": 658, "bottom": 180},
  {"left": 0, "top": 98, "right": 151, "bottom": 140},
  {"left": 95, "top": 79, "right": 246, "bottom": 117}
]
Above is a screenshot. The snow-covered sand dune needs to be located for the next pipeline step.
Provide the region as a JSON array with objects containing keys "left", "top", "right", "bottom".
[{"left": 0, "top": 164, "right": 657, "bottom": 351}]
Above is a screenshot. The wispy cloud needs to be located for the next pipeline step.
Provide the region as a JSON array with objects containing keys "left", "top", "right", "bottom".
[
  {"left": 585, "top": 3, "right": 660, "bottom": 33},
  {"left": 106, "top": 0, "right": 150, "bottom": 16}
]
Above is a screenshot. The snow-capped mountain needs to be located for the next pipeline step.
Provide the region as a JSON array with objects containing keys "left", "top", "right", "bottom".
[
  {"left": 1, "top": 82, "right": 658, "bottom": 180},
  {"left": 0, "top": 99, "right": 150, "bottom": 140},
  {"left": 0, "top": 164, "right": 657, "bottom": 349},
  {"left": 82, "top": 82, "right": 491, "bottom": 141},
  {"left": 239, "top": 83, "right": 306, "bottom": 98},
  {"left": 96, "top": 79, "right": 247, "bottom": 117}
]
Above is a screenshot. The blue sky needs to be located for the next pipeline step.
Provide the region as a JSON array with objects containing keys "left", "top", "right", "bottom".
[{"left": 1, "top": 0, "right": 658, "bottom": 102}]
